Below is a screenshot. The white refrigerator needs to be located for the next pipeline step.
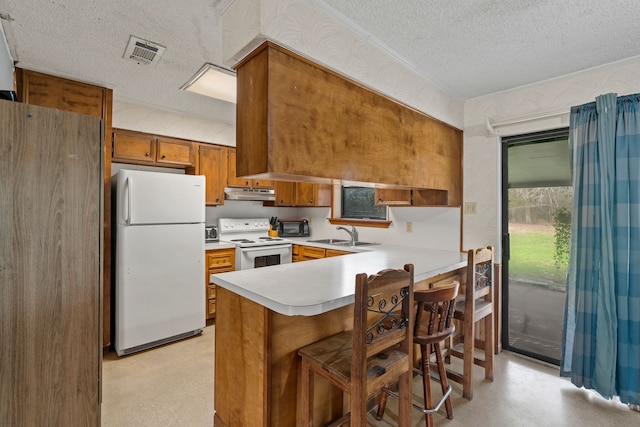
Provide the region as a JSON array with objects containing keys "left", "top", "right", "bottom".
[{"left": 115, "top": 169, "right": 206, "bottom": 356}]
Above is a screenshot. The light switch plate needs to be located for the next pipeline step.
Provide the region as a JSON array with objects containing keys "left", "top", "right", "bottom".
[{"left": 464, "top": 202, "right": 477, "bottom": 215}]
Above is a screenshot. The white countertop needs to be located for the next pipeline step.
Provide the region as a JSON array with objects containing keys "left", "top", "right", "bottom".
[
  {"left": 205, "top": 241, "right": 236, "bottom": 250},
  {"left": 210, "top": 244, "right": 467, "bottom": 317}
]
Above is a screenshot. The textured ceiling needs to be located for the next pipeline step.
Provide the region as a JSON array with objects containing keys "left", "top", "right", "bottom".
[
  {"left": 1, "top": 0, "right": 639, "bottom": 124},
  {"left": 317, "top": 0, "right": 640, "bottom": 99},
  {"left": 0, "top": 0, "right": 236, "bottom": 123}
]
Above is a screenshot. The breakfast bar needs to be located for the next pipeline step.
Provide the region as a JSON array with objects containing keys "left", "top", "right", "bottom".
[{"left": 210, "top": 244, "right": 467, "bottom": 426}]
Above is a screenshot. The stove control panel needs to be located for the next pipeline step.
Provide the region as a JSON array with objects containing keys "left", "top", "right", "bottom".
[{"left": 218, "top": 218, "right": 271, "bottom": 234}]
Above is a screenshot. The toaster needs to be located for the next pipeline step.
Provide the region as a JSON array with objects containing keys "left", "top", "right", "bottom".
[
  {"left": 205, "top": 225, "right": 219, "bottom": 242},
  {"left": 277, "top": 219, "right": 310, "bottom": 237}
]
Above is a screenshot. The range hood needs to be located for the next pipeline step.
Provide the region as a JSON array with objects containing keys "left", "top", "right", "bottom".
[{"left": 224, "top": 187, "right": 275, "bottom": 201}]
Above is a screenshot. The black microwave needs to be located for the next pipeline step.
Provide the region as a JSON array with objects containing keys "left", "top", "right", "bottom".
[{"left": 278, "top": 219, "right": 310, "bottom": 237}]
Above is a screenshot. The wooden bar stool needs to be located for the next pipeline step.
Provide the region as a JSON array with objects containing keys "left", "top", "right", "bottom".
[
  {"left": 445, "top": 246, "right": 495, "bottom": 400},
  {"left": 298, "top": 264, "right": 415, "bottom": 426},
  {"left": 376, "top": 282, "right": 459, "bottom": 427}
]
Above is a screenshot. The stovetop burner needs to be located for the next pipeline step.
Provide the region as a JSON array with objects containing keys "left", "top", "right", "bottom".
[{"left": 218, "top": 218, "right": 294, "bottom": 248}]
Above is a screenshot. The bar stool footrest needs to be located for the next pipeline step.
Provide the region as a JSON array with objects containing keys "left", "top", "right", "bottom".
[{"left": 381, "top": 384, "right": 452, "bottom": 415}]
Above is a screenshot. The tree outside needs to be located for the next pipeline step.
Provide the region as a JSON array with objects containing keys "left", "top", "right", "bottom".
[{"left": 508, "top": 186, "right": 572, "bottom": 291}]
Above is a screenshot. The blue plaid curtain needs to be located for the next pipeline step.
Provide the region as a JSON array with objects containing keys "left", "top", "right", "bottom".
[{"left": 561, "top": 93, "right": 640, "bottom": 406}]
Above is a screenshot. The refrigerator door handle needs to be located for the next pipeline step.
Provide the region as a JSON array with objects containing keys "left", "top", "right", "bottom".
[{"left": 126, "top": 176, "right": 132, "bottom": 225}]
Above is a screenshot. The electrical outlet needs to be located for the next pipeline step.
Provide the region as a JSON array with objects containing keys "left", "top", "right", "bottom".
[
  {"left": 406, "top": 222, "right": 413, "bottom": 233},
  {"left": 309, "top": 217, "right": 313, "bottom": 225},
  {"left": 464, "top": 202, "right": 477, "bottom": 215}
]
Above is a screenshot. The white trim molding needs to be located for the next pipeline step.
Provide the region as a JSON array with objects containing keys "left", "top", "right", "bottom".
[{"left": 486, "top": 109, "right": 570, "bottom": 136}]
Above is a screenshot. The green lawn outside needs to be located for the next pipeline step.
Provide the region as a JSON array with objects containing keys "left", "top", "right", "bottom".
[{"left": 509, "top": 232, "right": 567, "bottom": 289}]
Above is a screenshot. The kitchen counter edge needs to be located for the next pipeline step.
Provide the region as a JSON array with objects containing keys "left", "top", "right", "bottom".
[
  {"left": 210, "top": 244, "right": 467, "bottom": 317},
  {"left": 205, "top": 241, "right": 236, "bottom": 250}
]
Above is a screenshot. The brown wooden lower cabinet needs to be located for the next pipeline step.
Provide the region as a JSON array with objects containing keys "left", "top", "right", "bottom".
[
  {"left": 291, "top": 244, "right": 300, "bottom": 262},
  {"left": 299, "top": 245, "right": 325, "bottom": 261},
  {"left": 214, "top": 288, "right": 352, "bottom": 426},
  {"left": 205, "top": 248, "right": 235, "bottom": 320},
  {"left": 292, "top": 244, "right": 352, "bottom": 262},
  {"left": 325, "top": 248, "right": 352, "bottom": 257}
]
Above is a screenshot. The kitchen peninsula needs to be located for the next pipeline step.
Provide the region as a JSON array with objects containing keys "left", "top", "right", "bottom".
[{"left": 211, "top": 244, "right": 467, "bottom": 426}]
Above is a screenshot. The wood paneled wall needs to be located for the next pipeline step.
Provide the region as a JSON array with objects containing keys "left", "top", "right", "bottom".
[
  {"left": 0, "top": 101, "right": 102, "bottom": 426},
  {"left": 16, "top": 68, "right": 114, "bottom": 348}
]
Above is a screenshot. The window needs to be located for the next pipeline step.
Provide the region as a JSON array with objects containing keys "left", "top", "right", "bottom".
[{"left": 341, "top": 186, "right": 387, "bottom": 220}]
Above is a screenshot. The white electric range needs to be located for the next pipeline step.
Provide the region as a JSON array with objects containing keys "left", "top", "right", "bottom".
[{"left": 218, "top": 218, "right": 293, "bottom": 270}]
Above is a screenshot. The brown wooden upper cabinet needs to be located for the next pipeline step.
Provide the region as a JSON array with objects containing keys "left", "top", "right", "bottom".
[
  {"left": 196, "top": 144, "right": 227, "bottom": 206},
  {"left": 274, "top": 181, "right": 331, "bottom": 207},
  {"left": 294, "top": 182, "right": 331, "bottom": 206},
  {"left": 274, "top": 181, "right": 295, "bottom": 206},
  {"left": 375, "top": 189, "right": 412, "bottom": 206},
  {"left": 228, "top": 148, "right": 274, "bottom": 189},
  {"left": 112, "top": 128, "right": 195, "bottom": 168},
  {"left": 375, "top": 188, "right": 451, "bottom": 207},
  {"left": 234, "top": 42, "right": 462, "bottom": 207}
]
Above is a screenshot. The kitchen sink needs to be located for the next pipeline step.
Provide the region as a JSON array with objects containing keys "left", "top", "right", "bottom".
[
  {"left": 333, "top": 241, "right": 379, "bottom": 247},
  {"left": 306, "top": 238, "right": 350, "bottom": 245},
  {"left": 307, "top": 239, "right": 379, "bottom": 247}
]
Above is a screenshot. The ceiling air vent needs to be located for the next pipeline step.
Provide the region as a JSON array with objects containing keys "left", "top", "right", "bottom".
[{"left": 123, "top": 35, "right": 165, "bottom": 65}]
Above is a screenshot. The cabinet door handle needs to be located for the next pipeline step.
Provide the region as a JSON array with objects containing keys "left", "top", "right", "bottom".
[
  {"left": 145, "top": 152, "right": 150, "bottom": 157},
  {"left": 161, "top": 155, "right": 166, "bottom": 159}
]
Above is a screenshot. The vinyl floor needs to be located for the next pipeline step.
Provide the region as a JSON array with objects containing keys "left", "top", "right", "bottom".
[{"left": 102, "top": 325, "right": 639, "bottom": 427}]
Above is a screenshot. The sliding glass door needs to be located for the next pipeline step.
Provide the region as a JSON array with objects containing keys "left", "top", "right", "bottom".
[{"left": 501, "top": 129, "right": 571, "bottom": 364}]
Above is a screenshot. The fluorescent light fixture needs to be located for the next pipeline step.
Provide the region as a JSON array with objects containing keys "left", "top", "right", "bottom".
[{"left": 181, "top": 63, "right": 236, "bottom": 103}]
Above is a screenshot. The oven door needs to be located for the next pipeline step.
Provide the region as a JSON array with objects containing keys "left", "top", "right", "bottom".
[{"left": 237, "top": 244, "right": 292, "bottom": 270}]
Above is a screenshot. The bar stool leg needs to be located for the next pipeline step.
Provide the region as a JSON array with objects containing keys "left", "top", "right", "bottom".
[
  {"left": 376, "top": 387, "right": 389, "bottom": 420},
  {"left": 300, "top": 358, "right": 314, "bottom": 427},
  {"left": 434, "top": 342, "right": 454, "bottom": 419},
  {"left": 421, "top": 344, "right": 434, "bottom": 427}
]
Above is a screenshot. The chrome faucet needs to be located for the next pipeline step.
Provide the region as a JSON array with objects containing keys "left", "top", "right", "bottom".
[{"left": 336, "top": 225, "right": 358, "bottom": 246}]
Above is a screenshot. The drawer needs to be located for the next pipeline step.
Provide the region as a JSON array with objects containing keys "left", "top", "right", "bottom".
[
  {"left": 207, "top": 299, "right": 216, "bottom": 316},
  {"left": 209, "top": 264, "right": 233, "bottom": 274},
  {"left": 207, "top": 251, "right": 234, "bottom": 265},
  {"left": 207, "top": 255, "right": 234, "bottom": 268},
  {"left": 325, "top": 248, "right": 351, "bottom": 257},
  {"left": 207, "top": 284, "right": 216, "bottom": 300},
  {"left": 300, "top": 246, "right": 325, "bottom": 260}
]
